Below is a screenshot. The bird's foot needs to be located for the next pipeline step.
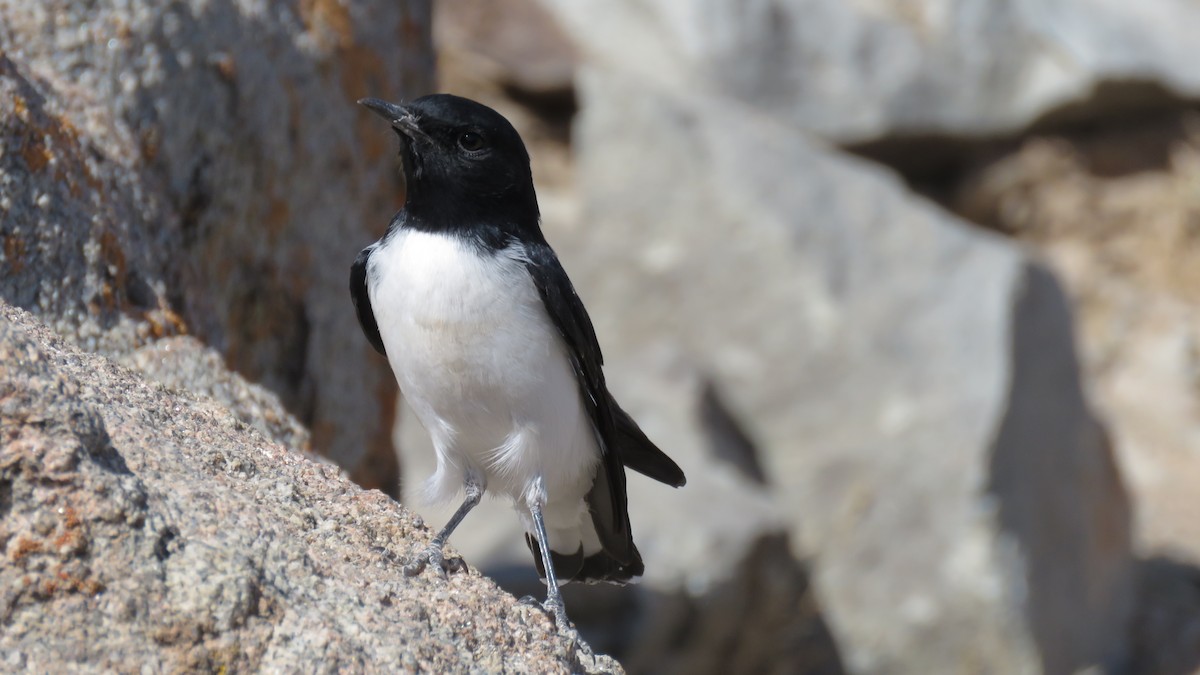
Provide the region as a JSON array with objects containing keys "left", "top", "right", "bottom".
[
  {"left": 542, "top": 597, "right": 594, "bottom": 659},
  {"left": 517, "top": 593, "right": 571, "bottom": 631},
  {"left": 401, "top": 544, "right": 466, "bottom": 578},
  {"left": 542, "top": 595, "right": 572, "bottom": 631},
  {"left": 516, "top": 594, "right": 593, "bottom": 658},
  {"left": 370, "top": 545, "right": 403, "bottom": 566}
]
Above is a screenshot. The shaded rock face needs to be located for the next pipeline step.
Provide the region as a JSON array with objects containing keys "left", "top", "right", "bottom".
[
  {"left": 624, "top": 534, "right": 845, "bottom": 675},
  {"left": 0, "top": 0, "right": 433, "bottom": 492},
  {"left": 0, "top": 302, "right": 617, "bottom": 673},
  {"left": 0, "top": 54, "right": 179, "bottom": 350}
]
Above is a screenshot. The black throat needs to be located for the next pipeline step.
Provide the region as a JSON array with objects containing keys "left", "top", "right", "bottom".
[{"left": 394, "top": 168, "right": 544, "bottom": 252}]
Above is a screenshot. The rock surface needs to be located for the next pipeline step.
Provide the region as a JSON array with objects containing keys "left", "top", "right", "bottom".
[
  {"left": 0, "top": 301, "right": 617, "bottom": 673},
  {"left": 551, "top": 69, "right": 1134, "bottom": 674},
  {"left": 538, "top": 0, "right": 1200, "bottom": 142},
  {"left": 435, "top": 0, "right": 577, "bottom": 99},
  {"left": 0, "top": 0, "right": 433, "bottom": 493},
  {"left": 119, "top": 336, "right": 312, "bottom": 454},
  {"left": 953, "top": 121, "right": 1200, "bottom": 561}
]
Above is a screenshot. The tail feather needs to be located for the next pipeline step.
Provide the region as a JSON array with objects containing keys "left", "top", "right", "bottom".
[
  {"left": 577, "top": 547, "right": 644, "bottom": 585},
  {"left": 525, "top": 534, "right": 644, "bottom": 586},
  {"left": 610, "top": 394, "right": 686, "bottom": 487},
  {"left": 524, "top": 534, "right": 584, "bottom": 583}
]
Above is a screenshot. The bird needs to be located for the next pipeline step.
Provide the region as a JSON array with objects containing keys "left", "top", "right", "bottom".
[{"left": 351, "top": 93, "right": 686, "bottom": 630}]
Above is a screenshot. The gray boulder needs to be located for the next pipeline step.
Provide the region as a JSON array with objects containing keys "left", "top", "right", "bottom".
[
  {"left": 545, "top": 69, "right": 1134, "bottom": 674},
  {"left": 538, "top": 0, "right": 1200, "bottom": 141},
  {"left": 0, "top": 301, "right": 618, "bottom": 673},
  {"left": 0, "top": 0, "right": 433, "bottom": 491}
]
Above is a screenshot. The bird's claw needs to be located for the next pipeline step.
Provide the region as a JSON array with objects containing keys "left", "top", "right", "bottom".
[
  {"left": 516, "top": 595, "right": 579, "bottom": 639},
  {"left": 516, "top": 595, "right": 591, "bottom": 656},
  {"left": 372, "top": 546, "right": 401, "bottom": 565},
  {"left": 515, "top": 593, "right": 568, "bottom": 626},
  {"left": 401, "top": 544, "right": 465, "bottom": 578},
  {"left": 542, "top": 596, "right": 571, "bottom": 631},
  {"left": 539, "top": 597, "right": 593, "bottom": 658},
  {"left": 401, "top": 558, "right": 427, "bottom": 577}
]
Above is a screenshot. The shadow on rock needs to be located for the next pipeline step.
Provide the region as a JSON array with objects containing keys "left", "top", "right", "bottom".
[
  {"left": 486, "top": 532, "right": 845, "bottom": 675},
  {"left": 1127, "top": 556, "right": 1200, "bottom": 675}
]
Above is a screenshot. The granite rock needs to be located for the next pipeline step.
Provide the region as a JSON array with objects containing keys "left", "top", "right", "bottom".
[
  {"left": 0, "top": 0, "right": 433, "bottom": 493},
  {"left": 119, "top": 335, "right": 312, "bottom": 454},
  {"left": 0, "top": 301, "right": 618, "bottom": 673}
]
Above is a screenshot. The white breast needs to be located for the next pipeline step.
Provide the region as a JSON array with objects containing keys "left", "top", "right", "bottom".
[{"left": 367, "top": 229, "right": 598, "bottom": 506}]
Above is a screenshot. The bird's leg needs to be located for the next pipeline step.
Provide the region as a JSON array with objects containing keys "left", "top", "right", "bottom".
[
  {"left": 403, "top": 477, "right": 483, "bottom": 577},
  {"left": 528, "top": 494, "right": 595, "bottom": 658},
  {"left": 528, "top": 492, "right": 571, "bottom": 630}
]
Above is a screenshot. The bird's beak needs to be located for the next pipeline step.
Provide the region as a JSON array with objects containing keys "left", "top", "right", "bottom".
[{"left": 358, "top": 97, "right": 429, "bottom": 141}]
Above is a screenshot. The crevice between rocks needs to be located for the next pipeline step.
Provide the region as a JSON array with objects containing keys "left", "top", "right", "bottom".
[{"left": 842, "top": 79, "right": 1200, "bottom": 219}]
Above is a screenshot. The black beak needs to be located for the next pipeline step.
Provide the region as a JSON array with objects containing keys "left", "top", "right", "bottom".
[
  {"left": 359, "top": 97, "right": 406, "bottom": 121},
  {"left": 358, "top": 97, "right": 428, "bottom": 141}
]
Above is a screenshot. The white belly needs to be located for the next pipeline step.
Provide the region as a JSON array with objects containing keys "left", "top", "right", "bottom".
[{"left": 367, "top": 229, "right": 598, "bottom": 505}]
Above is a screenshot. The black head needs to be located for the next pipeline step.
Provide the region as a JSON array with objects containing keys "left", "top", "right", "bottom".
[{"left": 360, "top": 94, "right": 541, "bottom": 240}]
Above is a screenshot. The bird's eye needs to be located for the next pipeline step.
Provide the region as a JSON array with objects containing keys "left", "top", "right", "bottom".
[{"left": 457, "top": 131, "right": 486, "bottom": 152}]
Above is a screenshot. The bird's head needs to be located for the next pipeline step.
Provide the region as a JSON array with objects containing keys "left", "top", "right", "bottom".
[{"left": 360, "top": 94, "right": 539, "bottom": 231}]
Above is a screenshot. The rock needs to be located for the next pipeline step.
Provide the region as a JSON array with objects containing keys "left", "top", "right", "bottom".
[
  {"left": 0, "top": 0, "right": 434, "bottom": 493},
  {"left": 435, "top": 0, "right": 578, "bottom": 99},
  {"left": 1126, "top": 557, "right": 1200, "bottom": 675},
  {"left": 119, "top": 336, "right": 312, "bottom": 454},
  {"left": 952, "top": 125, "right": 1200, "bottom": 563},
  {"left": 0, "top": 301, "right": 618, "bottom": 673},
  {"left": 544, "top": 68, "right": 1135, "bottom": 674},
  {"left": 624, "top": 533, "right": 846, "bottom": 675},
  {"left": 537, "top": 0, "right": 1200, "bottom": 142}
]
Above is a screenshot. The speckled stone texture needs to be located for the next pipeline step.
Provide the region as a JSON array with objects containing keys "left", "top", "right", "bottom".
[
  {"left": 118, "top": 335, "right": 313, "bottom": 454},
  {"left": 0, "top": 301, "right": 618, "bottom": 673},
  {"left": 0, "top": 0, "right": 432, "bottom": 494}
]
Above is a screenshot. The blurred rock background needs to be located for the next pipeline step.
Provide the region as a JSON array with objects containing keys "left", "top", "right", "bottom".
[
  {"left": 3, "top": 0, "right": 1200, "bottom": 672},
  {"left": 423, "top": 0, "right": 1200, "bottom": 673}
]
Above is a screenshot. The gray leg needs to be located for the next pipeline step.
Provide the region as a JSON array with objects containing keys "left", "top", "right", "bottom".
[
  {"left": 523, "top": 482, "right": 594, "bottom": 659},
  {"left": 529, "top": 498, "right": 571, "bottom": 629},
  {"left": 404, "top": 478, "right": 483, "bottom": 577}
]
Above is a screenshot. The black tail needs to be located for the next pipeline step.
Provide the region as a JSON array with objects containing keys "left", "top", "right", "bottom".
[
  {"left": 610, "top": 394, "right": 686, "bottom": 487},
  {"left": 525, "top": 534, "right": 644, "bottom": 586}
]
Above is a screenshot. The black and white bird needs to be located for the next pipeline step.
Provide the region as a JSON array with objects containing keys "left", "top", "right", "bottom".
[{"left": 350, "top": 94, "right": 685, "bottom": 628}]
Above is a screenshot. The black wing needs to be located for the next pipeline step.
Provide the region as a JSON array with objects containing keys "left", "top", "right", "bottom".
[
  {"left": 523, "top": 241, "right": 685, "bottom": 564},
  {"left": 350, "top": 244, "right": 386, "bottom": 357}
]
